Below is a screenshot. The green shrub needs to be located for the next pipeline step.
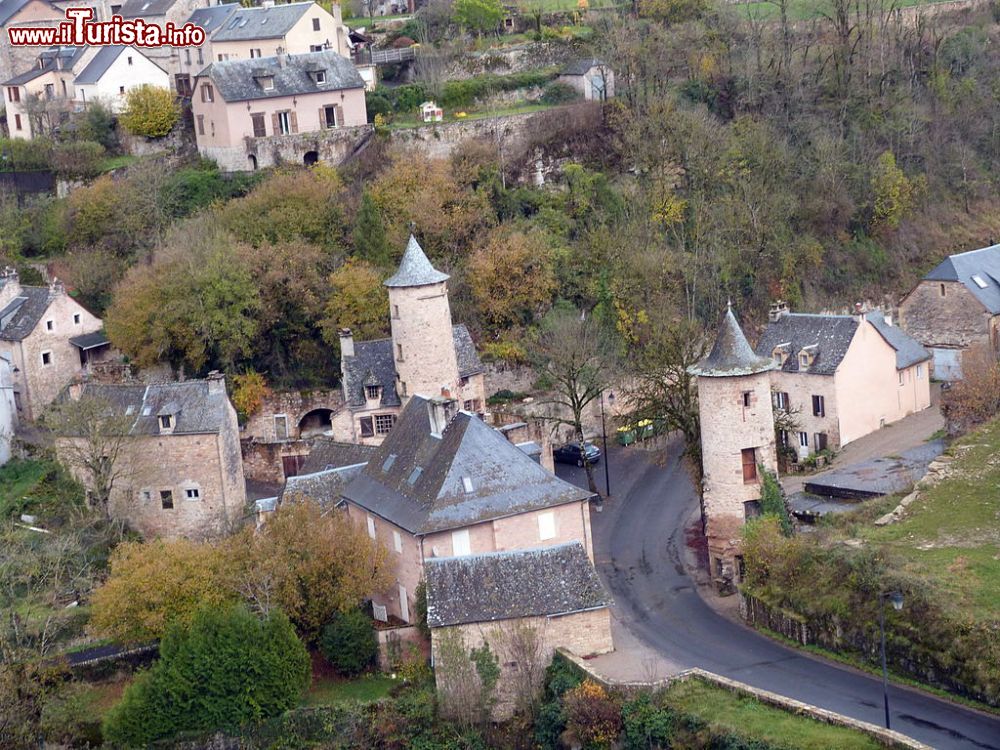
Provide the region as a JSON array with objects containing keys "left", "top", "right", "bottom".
[
  {"left": 0, "top": 137, "right": 54, "bottom": 171},
  {"left": 758, "top": 467, "right": 792, "bottom": 535},
  {"left": 541, "top": 81, "right": 580, "bottom": 105},
  {"left": 366, "top": 92, "right": 393, "bottom": 121},
  {"left": 76, "top": 101, "right": 118, "bottom": 151},
  {"left": 51, "top": 140, "right": 106, "bottom": 180},
  {"left": 621, "top": 693, "right": 675, "bottom": 750},
  {"left": 440, "top": 70, "right": 557, "bottom": 109},
  {"left": 39, "top": 683, "right": 103, "bottom": 747},
  {"left": 320, "top": 608, "right": 378, "bottom": 676},
  {"left": 161, "top": 159, "right": 259, "bottom": 218},
  {"left": 102, "top": 604, "right": 310, "bottom": 746}
]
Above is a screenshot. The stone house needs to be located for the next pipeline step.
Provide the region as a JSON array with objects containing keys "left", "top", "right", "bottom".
[
  {"left": 337, "top": 235, "right": 486, "bottom": 446},
  {"left": 190, "top": 48, "right": 367, "bottom": 171},
  {"left": 116, "top": 0, "right": 210, "bottom": 90},
  {"left": 690, "top": 305, "right": 779, "bottom": 590},
  {"left": 173, "top": 3, "right": 236, "bottom": 96},
  {"left": 0, "top": 355, "right": 16, "bottom": 465},
  {"left": 0, "top": 269, "right": 110, "bottom": 422},
  {"left": 426, "top": 543, "right": 613, "bottom": 719},
  {"left": 56, "top": 374, "right": 248, "bottom": 539},
  {"left": 74, "top": 45, "right": 170, "bottom": 111},
  {"left": 558, "top": 58, "right": 614, "bottom": 101},
  {"left": 3, "top": 46, "right": 95, "bottom": 139},
  {"left": 756, "top": 303, "right": 931, "bottom": 457},
  {"left": 898, "top": 244, "right": 1000, "bottom": 381}
]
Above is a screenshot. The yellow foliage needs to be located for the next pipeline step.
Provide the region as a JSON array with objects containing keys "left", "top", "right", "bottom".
[
  {"left": 231, "top": 371, "right": 271, "bottom": 421},
  {"left": 319, "top": 258, "right": 389, "bottom": 345},
  {"left": 118, "top": 85, "right": 180, "bottom": 138}
]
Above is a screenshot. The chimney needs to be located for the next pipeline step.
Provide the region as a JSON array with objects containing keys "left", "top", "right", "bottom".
[
  {"left": 426, "top": 397, "right": 456, "bottom": 438},
  {"left": 854, "top": 302, "right": 865, "bottom": 322},
  {"left": 339, "top": 328, "right": 354, "bottom": 358},
  {"left": 276, "top": 46, "right": 287, "bottom": 68},
  {"left": 768, "top": 300, "right": 789, "bottom": 323},
  {"left": 206, "top": 370, "right": 226, "bottom": 395},
  {"left": 48, "top": 277, "right": 65, "bottom": 298}
]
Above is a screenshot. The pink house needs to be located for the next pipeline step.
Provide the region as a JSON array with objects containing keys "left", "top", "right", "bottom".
[{"left": 191, "top": 48, "right": 367, "bottom": 171}]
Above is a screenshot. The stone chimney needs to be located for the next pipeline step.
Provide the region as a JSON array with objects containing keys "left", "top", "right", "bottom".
[
  {"left": 426, "top": 397, "right": 457, "bottom": 438},
  {"left": 768, "top": 300, "right": 789, "bottom": 323},
  {"left": 48, "top": 277, "right": 65, "bottom": 298},
  {"left": 206, "top": 370, "right": 226, "bottom": 395},
  {"left": 854, "top": 302, "right": 866, "bottom": 322},
  {"left": 276, "top": 46, "right": 287, "bottom": 67},
  {"left": 338, "top": 328, "right": 354, "bottom": 358}
]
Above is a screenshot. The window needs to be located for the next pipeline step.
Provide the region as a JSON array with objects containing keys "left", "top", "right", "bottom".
[
  {"left": 14, "top": 114, "right": 21, "bottom": 131},
  {"left": 741, "top": 391, "right": 752, "bottom": 408},
  {"left": 396, "top": 343, "right": 404, "bottom": 361},
  {"left": 799, "top": 353, "right": 809, "bottom": 368},
  {"left": 159, "top": 414, "right": 173, "bottom": 429},
  {"left": 41, "top": 351, "right": 51, "bottom": 366},
  {"left": 538, "top": 511, "right": 556, "bottom": 540},
  {"left": 778, "top": 430, "right": 789, "bottom": 447},
  {"left": 374, "top": 414, "right": 396, "bottom": 435},
  {"left": 196, "top": 114, "right": 205, "bottom": 135},
  {"left": 744, "top": 500, "right": 761, "bottom": 520},
  {"left": 741, "top": 447, "right": 757, "bottom": 483},
  {"left": 462, "top": 476, "right": 474, "bottom": 493},
  {"left": 814, "top": 432, "right": 828, "bottom": 452},
  {"left": 251, "top": 112, "right": 266, "bottom": 137},
  {"left": 315, "top": 70, "right": 327, "bottom": 84},
  {"left": 798, "top": 431, "right": 808, "bottom": 448},
  {"left": 451, "top": 529, "right": 471, "bottom": 556},
  {"left": 139, "top": 489, "right": 152, "bottom": 503},
  {"left": 119, "top": 86, "right": 125, "bottom": 95},
  {"left": 365, "top": 385, "right": 380, "bottom": 400},
  {"left": 366, "top": 515, "right": 376, "bottom": 538},
  {"left": 45, "top": 319, "right": 53, "bottom": 331},
  {"left": 127, "top": 55, "right": 133, "bottom": 65},
  {"left": 201, "top": 83, "right": 214, "bottom": 102},
  {"left": 261, "top": 76, "right": 274, "bottom": 91},
  {"left": 44, "top": 83, "right": 53, "bottom": 99},
  {"left": 274, "top": 415, "right": 288, "bottom": 439},
  {"left": 312, "top": 17, "right": 321, "bottom": 30},
  {"left": 773, "top": 392, "right": 789, "bottom": 410},
  {"left": 393, "top": 530, "right": 402, "bottom": 553},
  {"left": 359, "top": 416, "right": 374, "bottom": 437},
  {"left": 277, "top": 110, "right": 291, "bottom": 134},
  {"left": 812, "top": 395, "right": 825, "bottom": 417},
  {"left": 73, "top": 313, "right": 80, "bottom": 324},
  {"left": 197, "top": 48, "right": 204, "bottom": 65},
  {"left": 940, "top": 283, "right": 946, "bottom": 297},
  {"left": 309, "top": 44, "right": 323, "bottom": 52},
  {"left": 185, "top": 48, "right": 191, "bottom": 64},
  {"left": 185, "top": 488, "right": 200, "bottom": 500},
  {"left": 160, "top": 490, "right": 174, "bottom": 509},
  {"left": 323, "top": 104, "right": 339, "bottom": 128},
  {"left": 917, "top": 364, "right": 924, "bottom": 378},
  {"left": 400, "top": 382, "right": 407, "bottom": 397},
  {"left": 6, "top": 86, "right": 20, "bottom": 103},
  {"left": 392, "top": 304, "right": 399, "bottom": 319},
  {"left": 898, "top": 371, "right": 905, "bottom": 386},
  {"left": 250, "top": 48, "right": 262, "bottom": 58}
]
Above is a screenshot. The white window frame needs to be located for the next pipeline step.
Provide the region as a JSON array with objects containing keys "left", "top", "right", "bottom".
[
  {"left": 366, "top": 515, "right": 376, "bottom": 539},
  {"left": 917, "top": 364, "right": 924, "bottom": 378},
  {"left": 538, "top": 511, "right": 556, "bottom": 541},
  {"left": 374, "top": 414, "right": 395, "bottom": 435},
  {"left": 798, "top": 431, "right": 809, "bottom": 448},
  {"left": 451, "top": 528, "right": 471, "bottom": 556},
  {"left": 277, "top": 110, "right": 291, "bottom": 134},
  {"left": 185, "top": 487, "right": 201, "bottom": 500},
  {"left": 393, "top": 530, "right": 402, "bottom": 554},
  {"left": 898, "top": 371, "right": 905, "bottom": 386}
]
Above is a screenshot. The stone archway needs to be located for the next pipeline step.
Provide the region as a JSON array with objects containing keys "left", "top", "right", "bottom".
[
  {"left": 299, "top": 408, "right": 334, "bottom": 438},
  {"left": 303, "top": 150, "right": 319, "bottom": 166},
  {"left": 248, "top": 154, "right": 258, "bottom": 171}
]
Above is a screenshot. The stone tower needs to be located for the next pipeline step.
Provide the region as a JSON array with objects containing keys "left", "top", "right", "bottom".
[
  {"left": 689, "top": 304, "right": 778, "bottom": 591},
  {"left": 384, "top": 235, "right": 461, "bottom": 401}
]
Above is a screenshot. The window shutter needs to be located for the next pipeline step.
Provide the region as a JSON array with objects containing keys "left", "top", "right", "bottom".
[
  {"left": 318, "top": 107, "right": 326, "bottom": 128},
  {"left": 289, "top": 111, "right": 298, "bottom": 133},
  {"left": 271, "top": 112, "right": 280, "bottom": 134}
]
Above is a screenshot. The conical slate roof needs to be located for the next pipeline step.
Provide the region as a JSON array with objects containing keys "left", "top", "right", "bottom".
[
  {"left": 384, "top": 235, "right": 450, "bottom": 288},
  {"left": 689, "top": 304, "right": 776, "bottom": 377}
]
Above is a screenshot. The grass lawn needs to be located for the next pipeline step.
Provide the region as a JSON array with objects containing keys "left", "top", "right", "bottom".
[
  {"left": 389, "top": 101, "right": 555, "bottom": 129},
  {"left": 664, "top": 678, "right": 883, "bottom": 750},
  {"left": 735, "top": 0, "right": 965, "bottom": 22},
  {"left": 851, "top": 416, "right": 1000, "bottom": 622},
  {"left": 99, "top": 154, "right": 138, "bottom": 173},
  {"left": 345, "top": 13, "right": 411, "bottom": 29},
  {"left": 302, "top": 674, "right": 396, "bottom": 705}
]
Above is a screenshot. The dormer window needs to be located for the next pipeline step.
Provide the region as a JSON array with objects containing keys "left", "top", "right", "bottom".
[
  {"left": 315, "top": 70, "right": 326, "bottom": 84},
  {"left": 159, "top": 414, "right": 173, "bottom": 430},
  {"left": 365, "top": 384, "right": 381, "bottom": 401},
  {"left": 256, "top": 75, "right": 274, "bottom": 91},
  {"left": 798, "top": 345, "right": 817, "bottom": 371},
  {"left": 771, "top": 343, "right": 790, "bottom": 366}
]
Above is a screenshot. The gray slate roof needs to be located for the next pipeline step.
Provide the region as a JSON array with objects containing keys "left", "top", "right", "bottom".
[
  {"left": 0, "top": 0, "right": 32, "bottom": 26},
  {"left": 866, "top": 311, "right": 930, "bottom": 370},
  {"left": 280, "top": 463, "right": 366, "bottom": 506},
  {"left": 384, "top": 236, "right": 450, "bottom": 288},
  {"left": 70, "top": 380, "right": 231, "bottom": 435},
  {"left": 561, "top": 58, "right": 606, "bottom": 76},
  {"left": 68, "top": 330, "right": 110, "bottom": 350},
  {"left": 923, "top": 244, "right": 1000, "bottom": 315},
  {"left": 199, "top": 49, "right": 363, "bottom": 103},
  {"left": 118, "top": 0, "right": 176, "bottom": 19},
  {"left": 300, "top": 438, "right": 377, "bottom": 474},
  {"left": 73, "top": 46, "right": 162, "bottom": 85},
  {"left": 425, "top": 542, "right": 611, "bottom": 628},
  {"left": 0, "top": 287, "right": 53, "bottom": 341},
  {"left": 210, "top": 1, "right": 311, "bottom": 41},
  {"left": 755, "top": 313, "right": 859, "bottom": 376},
  {"left": 3, "top": 46, "right": 88, "bottom": 86},
  {"left": 342, "top": 396, "right": 595, "bottom": 535},
  {"left": 690, "top": 305, "right": 776, "bottom": 377},
  {"left": 186, "top": 3, "right": 238, "bottom": 35},
  {"left": 342, "top": 324, "right": 483, "bottom": 409}
]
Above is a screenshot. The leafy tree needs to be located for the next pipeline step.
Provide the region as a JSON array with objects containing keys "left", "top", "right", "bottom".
[
  {"left": 621, "top": 693, "right": 675, "bottom": 750},
  {"left": 230, "top": 371, "right": 271, "bottom": 423},
  {"left": 353, "top": 190, "right": 391, "bottom": 267},
  {"left": 638, "top": 0, "right": 707, "bottom": 23},
  {"left": 319, "top": 609, "right": 378, "bottom": 675},
  {"left": 118, "top": 85, "right": 180, "bottom": 138},
  {"left": 452, "top": 0, "right": 503, "bottom": 35},
  {"left": 319, "top": 258, "right": 390, "bottom": 347},
  {"left": 0, "top": 660, "right": 70, "bottom": 750},
  {"left": 76, "top": 101, "right": 117, "bottom": 151},
  {"left": 50, "top": 141, "right": 105, "bottom": 180},
  {"left": 561, "top": 680, "right": 622, "bottom": 750},
  {"left": 941, "top": 348, "right": 1000, "bottom": 433},
  {"left": 871, "top": 150, "right": 917, "bottom": 230},
  {"left": 529, "top": 309, "right": 618, "bottom": 496},
  {"left": 102, "top": 605, "right": 310, "bottom": 746},
  {"left": 224, "top": 502, "right": 392, "bottom": 642},
  {"left": 89, "top": 539, "right": 236, "bottom": 643}
]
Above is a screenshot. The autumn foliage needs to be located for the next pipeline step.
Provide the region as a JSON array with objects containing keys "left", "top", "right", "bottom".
[{"left": 118, "top": 85, "right": 180, "bottom": 138}]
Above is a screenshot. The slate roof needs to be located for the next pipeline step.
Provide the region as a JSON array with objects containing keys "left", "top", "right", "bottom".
[
  {"left": 866, "top": 311, "right": 930, "bottom": 370},
  {"left": 0, "top": 286, "right": 53, "bottom": 341},
  {"left": 341, "top": 324, "right": 483, "bottom": 409},
  {"left": 198, "top": 49, "right": 363, "bottom": 103},
  {"left": 279, "top": 463, "right": 366, "bottom": 506},
  {"left": 561, "top": 58, "right": 606, "bottom": 76},
  {"left": 384, "top": 236, "right": 450, "bottom": 288},
  {"left": 72, "top": 46, "right": 159, "bottom": 85},
  {"left": 923, "top": 244, "right": 1000, "bottom": 315},
  {"left": 210, "top": 1, "right": 311, "bottom": 41},
  {"left": 2, "top": 46, "right": 87, "bottom": 86},
  {"left": 118, "top": 0, "right": 176, "bottom": 18},
  {"left": 0, "top": 0, "right": 32, "bottom": 26},
  {"left": 755, "top": 313, "right": 859, "bottom": 376},
  {"left": 342, "top": 396, "right": 595, "bottom": 535},
  {"left": 69, "top": 380, "right": 231, "bottom": 435},
  {"left": 690, "top": 305, "right": 776, "bottom": 377},
  {"left": 425, "top": 542, "right": 611, "bottom": 628},
  {"left": 186, "top": 3, "right": 238, "bottom": 35},
  {"left": 300, "top": 438, "right": 377, "bottom": 474},
  {"left": 68, "top": 330, "right": 110, "bottom": 350}
]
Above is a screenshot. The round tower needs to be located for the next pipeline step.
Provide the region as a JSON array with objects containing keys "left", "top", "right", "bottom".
[
  {"left": 384, "top": 236, "right": 461, "bottom": 401},
  {"left": 689, "top": 303, "right": 778, "bottom": 592}
]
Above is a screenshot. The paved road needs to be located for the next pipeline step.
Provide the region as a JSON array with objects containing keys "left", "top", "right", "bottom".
[{"left": 555, "top": 438, "right": 1000, "bottom": 750}]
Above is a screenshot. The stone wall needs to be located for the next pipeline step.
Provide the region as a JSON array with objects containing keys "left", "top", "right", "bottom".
[
  {"left": 482, "top": 361, "right": 537, "bottom": 396},
  {"left": 242, "top": 388, "right": 346, "bottom": 443},
  {"left": 899, "top": 279, "right": 995, "bottom": 357},
  {"left": 204, "top": 125, "right": 373, "bottom": 172}
]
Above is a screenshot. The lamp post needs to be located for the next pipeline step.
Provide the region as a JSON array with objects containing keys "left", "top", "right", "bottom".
[
  {"left": 878, "top": 591, "right": 904, "bottom": 730},
  {"left": 600, "top": 390, "right": 614, "bottom": 498}
]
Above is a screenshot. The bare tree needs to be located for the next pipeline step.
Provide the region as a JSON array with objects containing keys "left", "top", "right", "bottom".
[{"left": 489, "top": 619, "right": 547, "bottom": 717}]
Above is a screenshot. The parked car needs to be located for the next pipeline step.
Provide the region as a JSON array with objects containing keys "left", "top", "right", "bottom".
[{"left": 553, "top": 441, "right": 602, "bottom": 466}]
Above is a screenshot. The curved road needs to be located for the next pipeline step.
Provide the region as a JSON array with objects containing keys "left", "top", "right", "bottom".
[{"left": 555, "top": 438, "right": 1000, "bottom": 750}]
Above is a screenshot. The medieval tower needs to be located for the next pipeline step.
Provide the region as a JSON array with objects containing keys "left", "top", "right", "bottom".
[
  {"left": 690, "top": 304, "right": 778, "bottom": 591},
  {"left": 385, "top": 235, "right": 463, "bottom": 402}
]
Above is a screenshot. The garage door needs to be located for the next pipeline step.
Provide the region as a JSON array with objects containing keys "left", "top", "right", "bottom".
[{"left": 931, "top": 347, "right": 963, "bottom": 381}]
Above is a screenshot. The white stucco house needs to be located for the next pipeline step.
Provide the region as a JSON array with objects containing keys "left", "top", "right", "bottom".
[{"left": 74, "top": 45, "right": 170, "bottom": 112}]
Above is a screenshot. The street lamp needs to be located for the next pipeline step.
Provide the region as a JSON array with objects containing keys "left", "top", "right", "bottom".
[
  {"left": 599, "top": 390, "right": 615, "bottom": 498},
  {"left": 878, "top": 591, "right": 904, "bottom": 730}
]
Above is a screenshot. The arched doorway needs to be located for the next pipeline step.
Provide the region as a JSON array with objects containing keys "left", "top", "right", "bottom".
[
  {"left": 299, "top": 408, "right": 333, "bottom": 438},
  {"left": 303, "top": 150, "right": 319, "bottom": 166},
  {"left": 248, "top": 154, "right": 258, "bottom": 171}
]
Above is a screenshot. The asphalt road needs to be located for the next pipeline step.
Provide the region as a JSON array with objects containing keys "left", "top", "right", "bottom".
[{"left": 554, "top": 438, "right": 1000, "bottom": 750}]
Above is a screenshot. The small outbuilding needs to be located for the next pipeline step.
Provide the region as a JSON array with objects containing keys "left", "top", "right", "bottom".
[
  {"left": 558, "top": 58, "right": 614, "bottom": 101},
  {"left": 421, "top": 101, "right": 443, "bottom": 122}
]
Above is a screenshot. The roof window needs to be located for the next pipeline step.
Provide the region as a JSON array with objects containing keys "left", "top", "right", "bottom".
[
  {"left": 382, "top": 453, "right": 396, "bottom": 472},
  {"left": 462, "top": 476, "right": 474, "bottom": 494},
  {"left": 407, "top": 467, "right": 422, "bottom": 485},
  {"left": 972, "top": 274, "right": 989, "bottom": 289}
]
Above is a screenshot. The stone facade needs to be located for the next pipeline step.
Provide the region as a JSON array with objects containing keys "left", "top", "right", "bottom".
[{"left": 432, "top": 608, "right": 614, "bottom": 719}]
